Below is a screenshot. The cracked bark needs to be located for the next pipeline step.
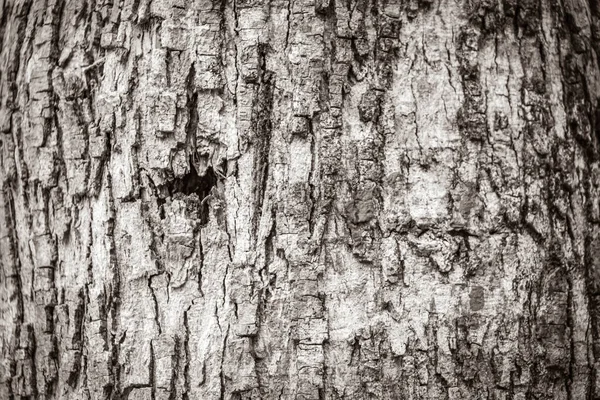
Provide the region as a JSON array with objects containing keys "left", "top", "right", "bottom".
[{"left": 2, "top": 0, "right": 600, "bottom": 399}]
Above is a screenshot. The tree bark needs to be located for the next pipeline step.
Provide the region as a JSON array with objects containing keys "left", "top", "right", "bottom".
[{"left": 1, "top": 0, "right": 600, "bottom": 398}]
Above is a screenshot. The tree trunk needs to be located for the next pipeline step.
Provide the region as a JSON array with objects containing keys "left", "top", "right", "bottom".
[{"left": 1, "top": 0, "right": 600, "bottom": 398}]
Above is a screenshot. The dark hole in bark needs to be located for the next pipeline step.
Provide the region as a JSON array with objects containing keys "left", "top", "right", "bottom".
[
  {"left": 165, "top": 162, "right": 217, "bottom": 225},
  {"left": 169, "top": 164, "right": 216, "bottom": 197}
]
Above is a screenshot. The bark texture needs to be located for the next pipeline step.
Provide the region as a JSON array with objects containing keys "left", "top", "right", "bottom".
[{"left": 2, "top": 0, "right": 600, "bottom": 398}]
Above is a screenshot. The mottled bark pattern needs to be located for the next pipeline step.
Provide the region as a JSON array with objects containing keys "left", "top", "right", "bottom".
[{"left": 1, "top": 0, "right": 600, "bottom": 399}]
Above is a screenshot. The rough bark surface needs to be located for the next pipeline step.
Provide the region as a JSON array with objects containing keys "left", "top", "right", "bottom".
[{"left": 1, "top": 0, "right": 600, "bottom": 399}]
